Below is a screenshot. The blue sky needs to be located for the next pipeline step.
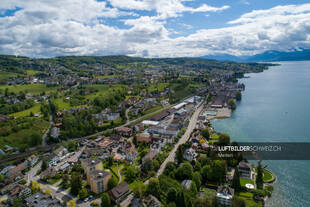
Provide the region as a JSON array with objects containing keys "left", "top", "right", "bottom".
[{"left": 0, "top": 0, "right": 310, "bottom": 57}]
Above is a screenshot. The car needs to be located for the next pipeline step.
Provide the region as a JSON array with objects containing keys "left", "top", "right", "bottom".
[{"left": 84, "top": 198, "right": 89, "bottom": 202}]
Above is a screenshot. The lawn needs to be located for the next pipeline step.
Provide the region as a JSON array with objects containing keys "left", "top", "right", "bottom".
[
  {"left": 95, "top": 75, "right": 120, "bottom": 79},
  {"left": 84, "top": 84, "right": 127, "bottom": 101},
  {"left": 0, "top": 84, "right": 57, "bottom": 94},
  {"left": 263, "top": 168, "right": 275, "bottom": 183},
  {"left": 10, "top": 103, "right": 41, "bottom": 117},
  {"left": 25, "top": 70, "right": 40, "bottom": 75},
  {"left": 142, "top": 105, "right": 163, "bottom": 115},
  {"left": 53, "top": 98, "right": 71, "bottom": 110},
  {"left": 148, "top": 83, "right": 169, "bottom": 92},
  {"left": 240, "top": 178, "right": 255, "bottom": 187},
  {"left": 110, "top": 164, "right": 125, "bottom": 183},
  {"left": 211, "top": 133, "right": 219, "bottom": 139}
]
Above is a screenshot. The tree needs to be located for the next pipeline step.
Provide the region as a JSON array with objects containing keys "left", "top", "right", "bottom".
[
  {"left": 211, "top": 160, "right": 226, "bottom": 184},
  {"left": 211, "top": 196, "right": 219, "bottom": 207},
  {"left": 91, "top": 201, "right": 99, "bottom": 207},
  {"left": 141, "top": 158, "right": 153, "bottom": 173},
  {"left": 45, "top": 188, "right": 52, "bottom": 195},
  {"left": 0, "top": 174, "right": 4, "bottom": 183},
  {"left": 133, "top": 135, "right": 137, "bottom": 146},
  {"left": 201, "top": 164, "right": 211, "bottom": 182},
  {"left": 29, "top": 132, "right": 42, "bottom": 147},
  {"left": 219, "top": 133, "right": 230, "bottom": 145},
  {"left": 228, "top": 99, "right": 236, "bottom": 110},
  {"left": 41, "top": 159, "right": 48, "bottom": 171},
  {"left": 232, "top": 197, "right": 246, "bottom": 207},
  {"left": 235, "top": 91, "right": 242, "bottom": 101},
  {"left": 194, "top": 161, "right": 201, "bottom": 172},
  {"left": 13, "top": 198, "right": 22, "bottom": 207},
  {"left": 176, "top": 145, "right": 185, "bottom": 164},
  {"left": 30, "top": 111, "right": 34, "bottom": 117},
  {"left": 101, "top": 193, "right": 111, "bottom": 207},
  {"left": 108, "top": 176, "right": 118, "bottom": 190},
  {"left": 147, "top": 178, "right": 160, "bottom": 198},
  {"left": 189, "top": 182, "right": 198, "bottom": 196},
  {"left": 232, "top": 167, "right": 241, "bottom": 191},
  {"left": 256, "top": 162, "right": 264, "bottom": 189},
  {"left": 67, "top": 200, "right": 76, "bottom": 207},
  {"left": 167, "top": 187, "right": 177, "bottom": 203},
  {"left": 167, "top": 203, "right": 176, "bottom": 207},
  {"left": 71, "top": 172, "right": 82, "bottom": 196},
  {"left": 123, "top": 165, "right": 139, "bottom": 183},
  {"left": 201, "top": 128, "right": 210, "bottom": 139},
  {"left": 31, "top": 181, "right": 39, "bottom": 193},
  {"left": 164, "top": 162, "right": 176, "bottom": 175},
  {"left": 175, "top": 163, "right": 193, "bottom": 180},
  {"left": 133, "top": 181, "right": 146, "bottom": 199},
  {"left": 79, "top": 188, "right": 88, "bottom": 200},
  {"left": 192, "top": 172, "right": 201, "bottom": 191}
]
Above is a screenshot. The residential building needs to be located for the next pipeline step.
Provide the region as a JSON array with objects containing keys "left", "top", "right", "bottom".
[
  {"left": 137, "top": 133, "right": 152, "bottom": 143},
  {"left": 25, "top": 155, "right": 38, "bottom": 167},
  {"left": 25, "top": 192, "right": 61, "bottom": 207},
  {"left": 53, "top": 146, "right": 68, "bottom": 157},
  {"left": 181, "top": 180, "right": 192, "bottom": 190},
  {"left": 237, "top": 161, "right": 253, "bottom": 179},
  {"left": 50, "top": 127, "right": 60, "bottom": 139},
  {"left": 115, "top": 126, "right": 132, "bottom": 137},
  {"left": 183, "top": 148, "right": 197, "bottom": 162},
  {"left": 89, "top": 170, "right": 111, "bottom": 194},
  {"left": 144, "top": 195, "right": 162, "bottom": 207},
  {"left": 81, "top": 158, "right": 103, "bottom": 183},
  {"left": 216, "top": 185, "right": 234, "bottom": 206},
  {"left": 142, "top": 149, "right": 158, "bottom": 163},
  {"left": 109, "top": 182, "right": 130, "bottom": 203}
]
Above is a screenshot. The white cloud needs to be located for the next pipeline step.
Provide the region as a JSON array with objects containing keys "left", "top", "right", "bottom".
[
  {"left": 109, "top": 0, "right": 229, "bottom": 19},
  {"left": 0, "top": 1, "right": 310, "bottom": 58}
]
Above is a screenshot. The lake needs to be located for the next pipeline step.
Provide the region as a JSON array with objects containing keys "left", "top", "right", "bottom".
[{"left": 211, "top": 61, "right": 310, "bottom": 207}]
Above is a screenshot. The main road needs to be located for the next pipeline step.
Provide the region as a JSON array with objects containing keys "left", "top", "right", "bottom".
[
  {"left": 120, "top": 101, "right": 205, "bottom": 207},
  {"left": 156, "top": 102, "right": 204, "bottom": 176}
]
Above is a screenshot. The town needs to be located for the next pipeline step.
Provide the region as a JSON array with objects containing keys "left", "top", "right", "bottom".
[{"left": 0, "top": 55, "right": 276, "bottom": 207}]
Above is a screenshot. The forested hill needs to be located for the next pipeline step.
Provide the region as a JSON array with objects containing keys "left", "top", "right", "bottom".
[{"left": 0, "top": 55, "right": 273, "bottom": 73}]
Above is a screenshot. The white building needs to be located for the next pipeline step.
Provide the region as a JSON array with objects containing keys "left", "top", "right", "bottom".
[{"left": 216, "top": 185, "right": 234, "bottom": 206}]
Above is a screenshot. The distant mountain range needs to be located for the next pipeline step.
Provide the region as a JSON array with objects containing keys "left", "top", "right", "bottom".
[{"left": 200, "top": 49, "right": 310, "bottom": 62}]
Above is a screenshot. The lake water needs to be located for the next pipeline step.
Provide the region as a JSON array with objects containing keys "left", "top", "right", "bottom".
[{"left": 211, "top": 61, "right": 310, "bottom": 207}]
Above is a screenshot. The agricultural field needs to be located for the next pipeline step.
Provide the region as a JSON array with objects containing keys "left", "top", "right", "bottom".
[
  {"left": 0, "top": 71, "right": 20, "bottom": 80},
  {"left": 10, "top": 103, "right": 41, "bottom": 117},
  {"left": 0, "top": 84, "right": 58, "bottom": 94}
]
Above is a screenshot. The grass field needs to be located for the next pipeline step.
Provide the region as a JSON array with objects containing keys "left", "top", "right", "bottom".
[
  {"left": 263, "top": 168, "right": 275, "bottom": 183},
  {"left": 148, "top": 83, "right": 169, "bottom": 92},
  {"left": 25, "top": 70, "right": 40, "bottom": 76},
  {"left": 240, "top": 178, "right": 255, "bottom": 187},
  {"left": 0, "top": 71, "right": 19, "bottom": 80},
  {"left": 10, "top": 103, "right": 41, "bottom": 117},
  {"left": 95, "top": 75, "right": 120, "bottom": 79},
  {"left": 211, "top": 133, "right": 219, "bottom": 139},
  {"left": 84, "top": 84, "right": 127, "bottom": 101},
  {"left": 0, "top": 84, "right": 58, "bottom": 94},
  {"left": 53, "top": 98, "right": 71, "bottom": 110},
  {"left": 0, "top": 117, "right": 49, "bottom": 149}
]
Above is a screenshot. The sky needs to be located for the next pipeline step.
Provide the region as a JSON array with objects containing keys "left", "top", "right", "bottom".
[{"left": 0, "top": 0, "right": 310, "bottom": 58}]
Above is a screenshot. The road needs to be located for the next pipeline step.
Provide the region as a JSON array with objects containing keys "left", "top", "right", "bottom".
[
  {"left": 26, "top": 161, "right": 42, "bottom": 185},
  {"left": 120, "top": 101, "right": 204, "bottom": 207},
  {"left": 125, "top": 106, "right": 132, "bottom": 124},
  {"left": 156, "top": 102, "right": 204, "bottom": 176}
]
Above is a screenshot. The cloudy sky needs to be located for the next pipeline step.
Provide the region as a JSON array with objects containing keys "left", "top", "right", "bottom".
[{"left": 0, "top": 0, "right": 310, "bottom": 58}]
